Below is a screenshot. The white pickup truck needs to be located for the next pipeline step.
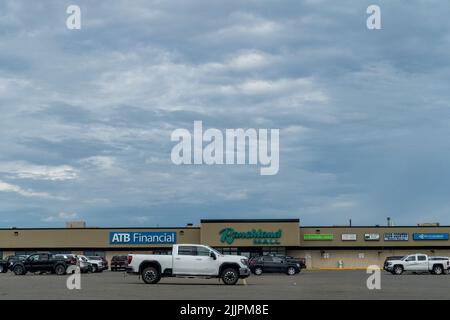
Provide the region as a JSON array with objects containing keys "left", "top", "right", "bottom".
[
  {"left": 385, "top": 253, "right": 450, "bottom": 275},
  {"left": 127, "top": 244, "right": 250, "bottom": 285}
]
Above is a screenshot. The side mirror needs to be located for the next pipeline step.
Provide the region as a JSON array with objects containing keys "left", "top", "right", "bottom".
[{"left": 210, "top": 252, "right": 217, "bottom": 260}]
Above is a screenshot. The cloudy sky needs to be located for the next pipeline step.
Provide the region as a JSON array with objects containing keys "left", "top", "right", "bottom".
[{"left": 0, "top": 0, "right": 449, "bottom": 227}]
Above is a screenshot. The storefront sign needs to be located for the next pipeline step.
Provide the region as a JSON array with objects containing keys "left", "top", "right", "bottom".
[
  {"left": 413, "top": 233, "right": 449, "bottom": 241},
  {"left": 109, "top": 232, "right": 176, "bottom": 245},
  {"left": 384, "top": 233, "right": 409, "bottom": 241},
  {"left": 341, "top": 234, "right": 357, "bottom": 241},
  {"left": 364, "top": 233, "right": 380, "bottom": 241},
  {"left": 219, "top": 228, "right": 282, "bottom": 245},
  {"left": 303, "top": 234, "right": 334, "bottom": 241}
]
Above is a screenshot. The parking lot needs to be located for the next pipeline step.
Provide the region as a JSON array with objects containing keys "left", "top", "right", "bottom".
[{"left": 0, "top": 270, "right": 449, "bottom": 300}]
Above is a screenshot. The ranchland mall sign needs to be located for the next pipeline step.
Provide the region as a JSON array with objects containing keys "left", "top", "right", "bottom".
[{"left": 219, "top": 227, "right": 282, "bottom": 245}]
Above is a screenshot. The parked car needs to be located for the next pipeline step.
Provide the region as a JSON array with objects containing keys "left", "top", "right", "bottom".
[
  {"left": 249, "top": 255, "right": 300, "bottom": 275},
  {"left": 79, "top": 255, "right": 103, "bottom": 273},
  {"left": 263, "top": 254, "right": 307, "bottom": 269},
  {"left": 111, "top": 256, "right": 128, "bottom": 271},
  {"left": 0, "top": 255, "right": 28, "bottom": 273},
  {"left": 87, "top": 256, "right": 109, "bottom": 270},
  {"left": 60, "top": 254, "right": 92, "bottom": 273},
  {"left": 11, "top": 253, "right": 75, "bottom": 275},
  {"left": 88, "top": 256, "right": 108, "bottom": 271},
  {"left": 0, "top": 259, "right": 9, "bottom": 273},
  {"left": 385, "top": 254, "right": 450, "bottom": 275},
  {"left": 127, "top": 244, "right": 250, "bottom": 285},
  {"left": 383, "top": 256, "right": 405, "bottom": 270},
  {"left": 53, "top": 254, "right": 90, "bottom": 273}
]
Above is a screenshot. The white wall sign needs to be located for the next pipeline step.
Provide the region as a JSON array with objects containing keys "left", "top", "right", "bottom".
[
  {"left": 364, "top": 233, "right": 380, "bottom": 241},
  {"left": 342, "top": 234, "right": 357, "bottom": 241}
]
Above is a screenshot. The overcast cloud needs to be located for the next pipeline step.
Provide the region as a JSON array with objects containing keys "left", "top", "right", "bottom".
[{"left": 0, "top": 0, "right": 450, "bottom": 227}]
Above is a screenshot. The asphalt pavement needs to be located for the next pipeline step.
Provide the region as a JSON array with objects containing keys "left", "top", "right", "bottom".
[{"left": 0, "top": 270, "right": 449, "bottom": 300}]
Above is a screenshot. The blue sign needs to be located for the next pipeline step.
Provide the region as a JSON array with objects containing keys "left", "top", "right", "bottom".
[
  {"left": 413, "top": 233, "right": 449, "bottom": 241},
  {"left": 384, "top": 233, "right": 409, "bottom": 241},
  {"left": 109, "top": 232, "right": 176, "bottom": 245}
]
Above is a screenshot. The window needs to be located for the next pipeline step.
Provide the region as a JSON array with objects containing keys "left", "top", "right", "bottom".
[
  {"left": 262, "top": 247, "right": 286, "bottom": 256},
  {"left": 272, "top": 257, "right": 283, "bottom": 263},
  {"left": 178, "top": 246, "right": 196, "bottom": 256},
  {"left": 15, "top": 251, "right": 36, "bottom": 256},
  {"left": 38, "top": 254, "right": 49, "bottom": 261},
  {"left": 217, "top": 247, "right": 238, "bottom": 255},
  {"left": 84, "top": 250, "right": 105, "bottom": 257},
  {"left": 418, "top": 256, "right": 427, "bottom": 261},
  {"left": 196, "top": 247, "right": 211, "bottom": 257},
  {"left": 49, "top": 251, "right": 71, "bottom": 255},
  {"left": 406, "top": 256, "right": 416, "bottom": 262},
  {"left": 263, "top": 256, "right": 273, "bottom": 262},
  {"left": 28, "top": 254, "right": 39, "bottom": 262}
]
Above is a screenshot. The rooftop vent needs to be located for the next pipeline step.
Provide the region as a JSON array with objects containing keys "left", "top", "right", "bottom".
[
  {"left": 417, "top": 223, "right": 440, "bottom": 227},
  {"left": 65, "top": 221, "right": 86, "bottom": 228}
]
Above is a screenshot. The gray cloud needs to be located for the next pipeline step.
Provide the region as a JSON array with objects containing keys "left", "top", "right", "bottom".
[{"left": 1, "top": 0, "right": 450, "bottom": 227}]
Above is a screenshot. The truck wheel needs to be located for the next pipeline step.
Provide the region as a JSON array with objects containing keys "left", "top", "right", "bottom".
[
  {"left": 13, "top": 265, "right": 25, "bottom": 275},
  {"left": 221, "top": 268, "right": 239, "bottom": 285},
  {"left": 287, "top": 267, "right": 296, "bottom": 275},
  {"left": 254, "top": 267, "right": 263, "bottom": 275},
  {"left": 55, "top": 265, "right": 66, "bottom": 275},
  {"left": 393, "top": 265, "right": 403, "bottom": 275},
  {"left": 142, "top": 267, "right": 161, "bottom": 284},
  {"left": 433, "top": 265, "right": 443, "bottom": 275}
]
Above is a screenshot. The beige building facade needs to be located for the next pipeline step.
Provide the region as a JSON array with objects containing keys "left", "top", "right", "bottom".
[{"left": 1, "top": 219, "right": 450, "bottom": 269}]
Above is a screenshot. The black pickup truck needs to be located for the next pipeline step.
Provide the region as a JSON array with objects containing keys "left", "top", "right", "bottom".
[
  {"left": 11, "top": 253, "right": 74, "bottom": 275},
  {"left": 0, "top": 255, "right": 28, "bottom": 273},
  {"left": 0, "top": 259, "right": 8, "bottom": 273}
]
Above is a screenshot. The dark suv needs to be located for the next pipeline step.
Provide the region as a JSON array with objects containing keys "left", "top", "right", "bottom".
[
  {"left": 249, "top": 255, "right": 301, "bottom": 275},
  {"left": 111, "top": 256, "right": 128, "bottom": 271}
]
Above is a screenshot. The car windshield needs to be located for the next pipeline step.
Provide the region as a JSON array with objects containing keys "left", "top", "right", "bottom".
[
  {"left": 207, "top": 246, "right": 222, "bottom": 256},
  {"left": 401, "top": 256, "right": 411, "bottom": 261}
]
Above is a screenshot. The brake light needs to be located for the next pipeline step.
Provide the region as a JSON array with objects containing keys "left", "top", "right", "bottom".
[{"left": 127, "top": 255, "right": 132, "bottom": 265}]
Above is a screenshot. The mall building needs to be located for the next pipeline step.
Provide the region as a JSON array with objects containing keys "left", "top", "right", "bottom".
[{"left": 1, "top": 219, "right": 450, "bottom": 269}]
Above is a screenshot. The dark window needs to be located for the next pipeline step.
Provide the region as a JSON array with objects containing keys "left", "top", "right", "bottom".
[
  {"left": 28, "top": 254, "right": 39, "bottom": 262},
  {"left": 272, "top": 257, "right": 284, "bottom": 263},
  {"left": 263, "top": 256, "right": 273, "bottom": 262},
  {"left": 84, "top": 250, "right": 106, "bottom": 257},
  {"left": 38, "top": 254, "right": 49, "bottom": 261},
  {"left": 418, "top": 256, "right": 427, "bottom": 261},
  {"left": 196, "top": 247, "right": 211, "bottom": 257},
  {"left": 406, "top": 256, "right": 416, "bottom": 262},
  {"left": 178, "top": 246, "right": 196, "bottom": 256}
]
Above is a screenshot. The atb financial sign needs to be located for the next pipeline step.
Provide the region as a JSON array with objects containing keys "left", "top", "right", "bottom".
[{"left": 109, "top": 232, "right": 177, "bottom": 245}]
